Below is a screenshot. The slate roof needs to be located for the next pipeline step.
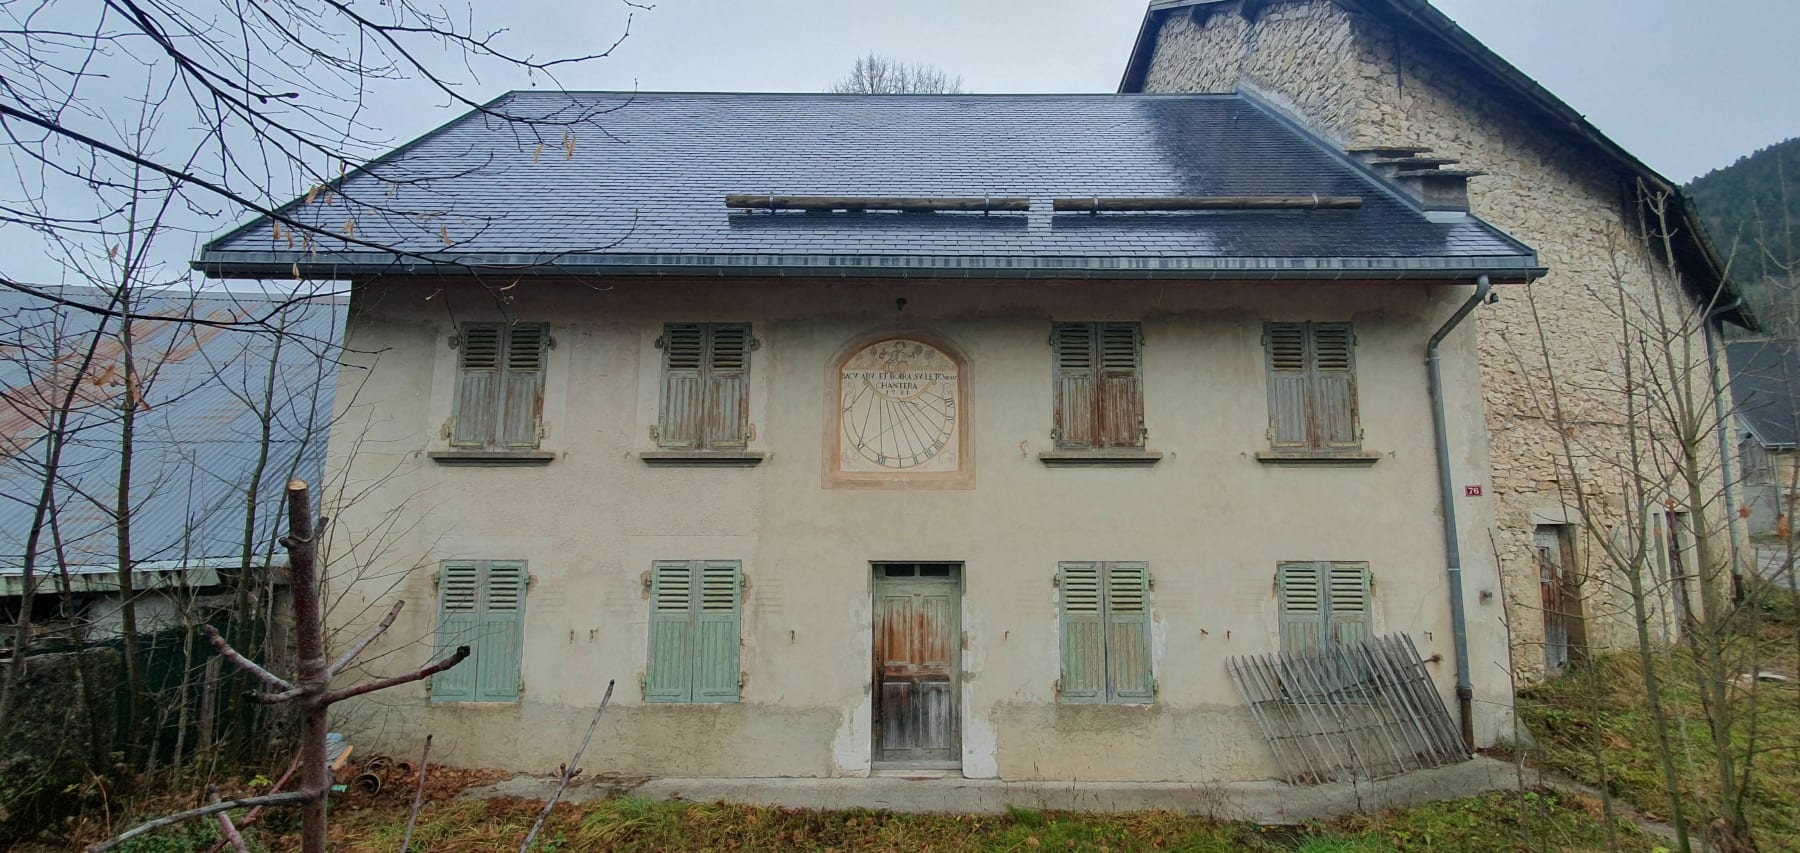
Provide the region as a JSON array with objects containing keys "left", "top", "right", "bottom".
[
  {"left": 1730, "top": 341, "right": 1800, "bottom": 449},
  {"left": 197, "top": 92, "right": 1540, "bottom": 281},
  {"left": 0, "top": 288, "right": 345, "bottom": 572}
]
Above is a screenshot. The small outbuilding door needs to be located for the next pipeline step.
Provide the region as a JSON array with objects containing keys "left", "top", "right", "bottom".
[
  {"left": 871, "top": 563, "right": 960, "bottom": 766},
  {"left": 1536, "top": 528, "right": 1574, "bottom": 673}
]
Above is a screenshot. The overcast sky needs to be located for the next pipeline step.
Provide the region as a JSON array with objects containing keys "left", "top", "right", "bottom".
[{"left": 431, "top": 0, "right": 1798, "bottom": 184}]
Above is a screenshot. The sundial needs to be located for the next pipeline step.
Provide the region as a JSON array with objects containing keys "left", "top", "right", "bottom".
[{"left": 838, "top": 339, "right": 961, "bottom": 473}]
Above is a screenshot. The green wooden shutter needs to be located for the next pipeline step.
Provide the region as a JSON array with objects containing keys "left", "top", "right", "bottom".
[
  {"left": 1265, "top": 324, "right": 1310, "bottom": 450},
  {"left": 1278, "top": 562, "right": 1325, "bottom": 654},
  {"left": 1311, "top": 324, "right": 1359, "bottom": 449},
  {"left": 1052, "top": 324, "right": 1097, "bottom": 449},
  {"left": 658, "top": 324, "right": 706, "bottom": 450},
  {"left": 703, "top": 325, "right": 751, "bottom": 450},
  {"left": 1326, "top": 562, "right": 1371, "bottom": 649},
  {"left": 431, "top": 561, "right": 481, "bottom": 701},
  {"left": 452, "top": 325, "right": 501, "bottom": 448},
  {"left": 693, "top": 560, "right": 742, "bottom": 702},
  {"left": 1104, "top": 562, "right": 1154, "bottom": 702},
  {"left": 646, "top": 560, "right": 694, "bottom": 702},
  {"left": 475, "top": 561, "right": 528, "bottom": 701},
  {"left": 1095, "top": 324, "right": 1145, "bottom": 449},
  {"left": 1058, "top": 562, "right": 1105, "bottom": 703},
  {"left": 499, "top": 325, "right": 547, "bottom": 449}
]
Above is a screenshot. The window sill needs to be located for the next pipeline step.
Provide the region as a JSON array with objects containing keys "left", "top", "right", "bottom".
[
  {"left": 427, "top": 450, "right": 557, "bottom": 466},
  {"left": 1038, "top": 450, "right": 1164, "bottom": 467},
  {"left": 639, "top": 451, "right": 767, "bottom": 467},
  {"left": 1254, "top": 451, "right": 1382, "bottom": 467}
]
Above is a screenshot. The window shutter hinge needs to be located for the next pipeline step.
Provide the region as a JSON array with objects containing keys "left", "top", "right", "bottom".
[
  {"left": 739, "top": 671, "right": 747, "bottom": 688},
  {"left": 638, "top": 674, "right": 647, "bottom": 693},
  {"left": 1147, "top": 573, "right": 1155, "bottom": 590},
  {"left": 1153, "top": 679, "right": 1160, "bottom": 696},
  {"left": 740, "top": 574, "right": 749, "bottom": 590},
  {"left": 654, "top": 335, "right": 665, "bottom": 349},
  {"left": 1052, "top": 573, "right": 1061, "bottom": 588},
  {"left": 448, "top": 334, "right": 461, "bottom": 350},
  {"left": 746, "top": 423, "right": 756, "bottom": 441},
  {"left": 649, "top": 424, "right": 660, "bottom": 441},
  {"left": 1053, "top": 678, "right": 1062, "bottom": 697},
  {"left": 750, "top": 337, "right": 762, "bottom": 351}
]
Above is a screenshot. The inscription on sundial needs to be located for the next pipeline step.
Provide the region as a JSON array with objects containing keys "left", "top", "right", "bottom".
[{"left": 839, "top": 339, "right": 961, "bottom": 473}]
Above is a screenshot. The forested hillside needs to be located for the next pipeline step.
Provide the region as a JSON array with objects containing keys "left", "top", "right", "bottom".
[{"left": 1687, "top": 137, "right": 1799, "bottom": 333}]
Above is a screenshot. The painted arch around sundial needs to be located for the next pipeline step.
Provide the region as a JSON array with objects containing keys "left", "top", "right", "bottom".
[{"left": 837, "top": 336, "right": 962, "bottom": 474}]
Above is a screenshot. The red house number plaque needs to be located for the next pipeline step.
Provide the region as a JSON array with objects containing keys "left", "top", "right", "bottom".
[{"left": 1464, "top": 485, "right": 1484, "bottom": 497}]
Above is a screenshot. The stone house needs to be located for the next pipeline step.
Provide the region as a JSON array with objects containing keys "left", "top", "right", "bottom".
[
  {"left": 198, "top": 91, "right": 1540, "bottom": 781},
  {"left": 1121, "top": 0, "right": 1751, "bottom": 678},
  {"left": 1728, "top": 341, "right": 1800, "bottom": 536}
]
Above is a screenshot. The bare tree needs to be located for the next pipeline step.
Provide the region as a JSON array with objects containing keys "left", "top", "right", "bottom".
[{"left": 830, "top": 52, "right": 967, "bottom": 94}]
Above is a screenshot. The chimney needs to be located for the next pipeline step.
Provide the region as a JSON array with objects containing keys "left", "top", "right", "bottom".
[{"left": 1347, "top": 147, "right": 1485, "bottom": 213}]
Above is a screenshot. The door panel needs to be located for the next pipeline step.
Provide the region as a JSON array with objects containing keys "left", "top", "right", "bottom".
[{"left": 873, "top": 567, "right": 960, "bottom": 764}]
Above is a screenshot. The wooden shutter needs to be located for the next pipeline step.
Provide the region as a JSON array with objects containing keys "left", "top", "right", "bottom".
[
  {"left": 645, "top": 561, "right": 695, "bottom": 702},
  {"left": 1265, "top": 324, "right": 1311, "bottom": 450},
  {"left": 658, "top": 324, "right": 706, "bottom": 449},
  {"left": 1095, "top": 324, "right": 1145, "bottom": 448},
  {"left": 1311, "top": 324, "right": 1359, "bottom": 449},
  {"left": 1278, "top": 562, "right": 1325, "bottom": 655},
  {"left": 475, "top": 561, "right": 528, "bottom": 701},
  {"left": 1052, "top": 324, "right": 1097, "bottom": 449},
  {"left": 1058, "top": 562, "right": 1105, "bottom": 703},
  {"left": 452, "top": 325, "right": 501, "bottom": 448},
  {"left": 1326, "top": 562, "right": 1371, "bottom": 649},
  {"left": 499, "top": 325, "right": 547, "bottom": 448},
  {"left": 431, "top": 561, "right": 482, "bottom": 701},
  {"left": 703, "top": 325, "right": 751, "bottom": 450},
  {"left": 1104, "top": 562, "right": 1154, "bottom": 702},
  {"left": 693, "top": 560, "right": 742, "bottom": 702}
]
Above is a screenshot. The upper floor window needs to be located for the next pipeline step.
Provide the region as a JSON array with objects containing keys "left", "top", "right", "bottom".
[
  {"left": 1051, "top": 322, "right": 1144, "bottom": 449},
  {"left": 452, "top": 323, "right": 547, "bottom": 450},
  {"left": 657, "top": 323, "right": 751, "bottom": 450},
  {"left": 1264, "top": 322, "right": 1360, "bottom": 453}
]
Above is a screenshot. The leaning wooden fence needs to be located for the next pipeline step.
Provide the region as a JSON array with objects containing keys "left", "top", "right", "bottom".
[{"left": 1226, "top": 634, "right": 1469, "bottom": 785}]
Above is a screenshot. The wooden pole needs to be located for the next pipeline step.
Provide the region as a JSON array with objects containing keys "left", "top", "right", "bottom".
[
  {"left": 1050, "top": 195, "right": 1362, "bottom": 212},
  {"left": 282, "top": 479, "right": 330, "bottom": 853},
  {"left": 725, "top": 194, "right": 1028, "bottom": 213}
]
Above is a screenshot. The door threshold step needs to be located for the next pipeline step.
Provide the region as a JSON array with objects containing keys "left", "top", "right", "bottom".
[{"left": 869, "top": 768, "right": 963, "bottom": 780}]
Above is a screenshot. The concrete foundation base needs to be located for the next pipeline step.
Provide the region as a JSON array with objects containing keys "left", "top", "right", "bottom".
[{"left": 467, "top": 757, "right": 1530, "bottom": 824}]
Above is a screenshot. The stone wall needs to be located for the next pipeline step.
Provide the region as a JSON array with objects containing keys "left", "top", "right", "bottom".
[{"left": 1143, "top": 0, "right": 1723, "bottom": 680}]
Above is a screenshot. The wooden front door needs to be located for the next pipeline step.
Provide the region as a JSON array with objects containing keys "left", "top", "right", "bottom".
[
  {"left": 872, "top": 563, "right": 960, "bottom": 765},
  {"left": 1536, "top": 528, "right": 1573, "bottom": 673}
]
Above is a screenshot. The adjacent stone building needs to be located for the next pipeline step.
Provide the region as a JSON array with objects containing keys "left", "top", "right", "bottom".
[{"left": 1122, "top": 0, "right": 1750, "bottom": 678}]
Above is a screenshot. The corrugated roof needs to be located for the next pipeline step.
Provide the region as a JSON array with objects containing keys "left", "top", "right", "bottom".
[
  {"left": 0, "top": 288, "right": 345, "bottom": 572},
  {"left": 196, "top": 92, "right": 1539, "bottom": 281},
  {"left": 1729, "top": 341, "right": 1800, "bottom": 449}
]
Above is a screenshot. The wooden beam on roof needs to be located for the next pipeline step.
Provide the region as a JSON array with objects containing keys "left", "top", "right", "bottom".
[
  {"left": 724, "top": 195, "right": 1029, "bottom": 213},
  {"left": 1051, "top": 196, "right": 1362, "bottom": 212}
]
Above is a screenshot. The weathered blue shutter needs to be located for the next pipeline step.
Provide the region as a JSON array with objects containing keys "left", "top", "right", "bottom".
[
  {"left": 658, "top": 325, "right": 705, "bottom": 450},
  {"left": 1278, "top": 562, "right": 1325, "bottom": 654},
  {"left": 1058, "top": 562, "right": 1104, "bottom": 703},
  {"left": 1265, "top": 324, "right": 1310, "bottom": 450},
  {"left": 1327, "top": 562, "right": 1372, "bottom": 649},
  {"left": 1311, "top": 324, "right": 1359, "bottom": 449},
  {"left": 1104, "top": 562, "right": 1154, "bottom": 703},
  {"left": 452, "top": 325, "right": 501, "bottom": 448},
  {"left": 431, "top": 561, "right": 481, "bottom": 701},
  {"left": 475, "top": 561, "right": 527, "bottom": 701},
  {"left": 499, "top": 325, "right": 546, "bottom": 449},
  {"left": 693, "top": 560, "right": 742, "bottom": 702},
  {"left": 1096, "top": 324, "right": 1145, "bottom": 449},
  {"left": 703, "top": 325, "right": 751, "bottom": 450},
  {"left": 1053, "top": 324, "right": 1097, "bottom": 449},
  {"left": 645, "top": 561, "right": 694, "bottom": 702}
]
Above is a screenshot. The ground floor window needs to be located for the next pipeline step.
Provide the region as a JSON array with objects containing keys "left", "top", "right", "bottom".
[
  {"left": 431, "top": 560, "right": 528, "bottom": 703},
  {"left": 1057, "top": 561, "right": 1154, "bottom": 704},
  {"left": 646, "top": 560, "right": 742, "bottom": 703}
]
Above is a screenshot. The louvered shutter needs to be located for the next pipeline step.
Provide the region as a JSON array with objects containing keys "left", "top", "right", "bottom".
[
  {"left": 1058, "top": 562, "right": 1105, "bottom": 703},
  {"left": 703, "top": 325, "right": 751, "bottom": 450},
  {"left": 475, "top": 561, "right": 528, "bottom": 701},
  {"left": 645, "top": 561, "right": 694, "bottom": 702},
  {"left": 693, "top": 561, "right": 742, "bottom": 702},
  {"left": 499, "top": 326, "right": 546, "bottom": 448},
  {"left": 658, "top": 324, "right": 706, "bottom": 449},
  {"left": 1104, "top": 562, "right": 1154, "bottom": 702},
  {"left": 1310, "top": 325, "right": 1359, "bottom": 449},
  {"left": 431, "top": 561, "right": 481, "bottom": 701},
  {"left": 1278, "top": 562, "right": 1325, "bottom": 654},
  {"left": 1052, "top": 324, "right": 1097, "bottom": 449},
  {"left": 452, "top": 325, "right": 501, "bottom": 448},
  {"left": 1326, "top": 562, "right": 1371, "bottom": 649},
  {"left": 1265, "top": 324, "right": 1310, "bottom": 450},
  {"left": 1095, "top": 324, "right": 1145, "bottom": 449}
]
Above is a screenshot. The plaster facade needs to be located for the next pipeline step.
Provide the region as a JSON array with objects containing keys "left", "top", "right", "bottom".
[
  {"left": 1141, "top": 0, "right": 1720, "bottom": 678},
  {"left": 321, "top": 275, "right": 1509, "bottom": 780}
]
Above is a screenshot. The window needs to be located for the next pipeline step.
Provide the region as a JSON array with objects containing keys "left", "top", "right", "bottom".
[
  {"left": 658, "top": 323, "right": 751, "bottom": 450},
  {"left": 646, "top": 560, "right": 742, "bottom": 703},
  {"left": 1264, "top": 323, "right": 1359, "bottom": 453},
  {"left": 452, "top": 323, "right": 548, "bottom": 449},
  {"left": 431, "top": 560, "right": 528, "bottom": 702},
  {"left": 1052, "top": 322, "right": 1144, "bottom": 449},
  {"left": 1058, "top": 561, "right": 1153, "bottom": 704},
  {"left": 1277, "top": 561, "right": 1371, "bottom": 655}
]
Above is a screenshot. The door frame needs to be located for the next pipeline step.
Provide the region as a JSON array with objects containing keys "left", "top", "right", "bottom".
[{"left": 869, "top": 562, "right": 963, "bottom": 769}]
